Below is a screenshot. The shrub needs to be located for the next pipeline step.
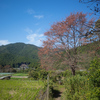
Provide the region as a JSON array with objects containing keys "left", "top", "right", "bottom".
[
  {"left": 76, "top": 70, "right": 88, "bottom": 76},
  {"left": 12, "top": 69, "right": 17, "bottom": 73},
  {"left": 88, "top": 58, "right": 100, "bottom": 87},
  {"left": 28, "top": 70, "right": 39, "bottom": 80},
  {"left": 88, "top": 58, "right": 100, "bottom": 99},
  {"left": 39, "top": 70, "right": 48, "bottom": 80},
  {"left": 28, "top": 70, "right": 48, "bottom": 80},
  {"left": 62, "top": 70, "right": 72, "bottom": 77},
  {"left": 63, "top": 58, "right": 100, "bottom": 100},
  {"left": 64, "top": 75, "right": 96, "bottom": 100}
]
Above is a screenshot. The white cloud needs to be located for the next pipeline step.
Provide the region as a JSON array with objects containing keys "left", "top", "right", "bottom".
[
  {"left": 26, "top": 9, "right": 44, "bottom": 20},
  {"left": 0, "top": 40, "right": 10, "bottom": 46},
  {"left": 25, "top": 28, "right": 44, "bottom": 47},
  {"left": 39, "top": 34, "right": 44, "bottom": 37},
  {"left": 27, "top": 9, "right": 35, "bottom": 14},
  {"left": 34, "top": 15, "right": 44, "bottom": 19},
  {"left": 25, "top": 28, "right": 33, "bottom": 34},
  {"left": 36, "top": 28, "right": 41, "bottom": 33},
  {"left": 27, "top": 34, "right": 37, "bottom": 42}
]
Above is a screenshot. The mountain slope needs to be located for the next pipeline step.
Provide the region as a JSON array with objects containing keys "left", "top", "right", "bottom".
[
  {"left": 0, "top": 43, "right": 39, "bottom": 67},
  {"left": 0, "top": 41, "right": 100, "bottom": 69},
  {"left": 53, "top": 41, "right": 100, "bottom": 70}
]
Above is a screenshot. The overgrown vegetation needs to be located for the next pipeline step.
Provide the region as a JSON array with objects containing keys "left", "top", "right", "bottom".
[
  {"left": 28, "top": 70, "right": 48, "bottom": 80},
  {"left": 0, "top": 57, "right": 100, "bottom": 100},
  {"left": 63, "top": 58, "right": 100, "bottom": 100}
]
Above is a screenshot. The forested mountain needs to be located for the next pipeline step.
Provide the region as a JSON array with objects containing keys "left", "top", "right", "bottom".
[
  {"left": 0, "top": 43, "right": 39, "bottom": 68},
  {"left": 0, "top": 41, "right": 100, "bottom": 70}
]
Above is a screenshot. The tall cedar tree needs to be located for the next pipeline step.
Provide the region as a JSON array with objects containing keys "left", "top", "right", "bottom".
[{"left": 38, "top": 12, "right": 95, "bottom": 75}]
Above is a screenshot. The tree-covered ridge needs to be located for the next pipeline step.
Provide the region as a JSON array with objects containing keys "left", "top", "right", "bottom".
[
  {"left": 0, "top": 41, "right": 99, "bottom": 70},
  {"left": 0, "top": 43, "right": 39, "bottom": 68}
]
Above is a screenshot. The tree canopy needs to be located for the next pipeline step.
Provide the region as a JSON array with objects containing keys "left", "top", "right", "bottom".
[{"left": 38, "top": 12, "right": 95, "bottom": 75}]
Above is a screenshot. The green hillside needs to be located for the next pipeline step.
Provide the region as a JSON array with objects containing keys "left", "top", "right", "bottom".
[
  {"left": 0, "top": 43, "right": 39, "bottom": 68},
  {"left": 54, "top": 41, "right": 100, "bottom": 70},
  {"left": 77, "top": 41, "right": 100, "bottom": 69},
  {"left": 0, "top": 41, "right": 100, "bottom": 70}
]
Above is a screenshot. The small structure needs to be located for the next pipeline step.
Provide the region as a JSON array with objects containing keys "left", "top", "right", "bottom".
[{"left": 20, "top": 64, "right": 29, "bottom": 70}]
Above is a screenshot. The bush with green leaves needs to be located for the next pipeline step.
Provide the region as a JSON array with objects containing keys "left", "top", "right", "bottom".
[
  {"left": 88, "top": 58, "right": 100, "bottom": 87},
  {"left": 39, "top": 70, "right": 48, "bottom": 80},
  {"left": 63, "top": 58, "right": 100, "bottom": 100},
  {"left": 88, "top": 58, "right": 100, "bottom": 99},
  {"left": 76, "top": 70, "right": 88, "bottom": 76},
  {"left": 64, "top": 75, "right": 98, "bottom": 100},
  {"left": 28, "top": 70, "right": 48, "bottom": 80},
  {"left": 62, "top": 70, "right": 72, "bottom": 77},
  {"left": 28, "top": 70, "right": 39, "bottom": 80}
]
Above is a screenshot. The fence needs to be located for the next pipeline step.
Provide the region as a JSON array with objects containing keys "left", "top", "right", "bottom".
[
  {"left": 35, "top": 74, "right": 50, "bottom": 100},
  {"left": 35, "top": 88, "right": 48, "bottom": 100}
]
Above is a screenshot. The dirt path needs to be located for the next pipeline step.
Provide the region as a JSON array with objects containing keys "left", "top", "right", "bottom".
[
  {"left": 53, "top": 86, "right": 65, "bottom": 100},
  {"left": 12, "top": 76, "right": 28, "bottom": 78}
]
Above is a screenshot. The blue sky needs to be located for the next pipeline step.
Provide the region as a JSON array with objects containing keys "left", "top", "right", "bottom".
[{"left": 0, "top": 0, "right": 98, "bottom": 47}]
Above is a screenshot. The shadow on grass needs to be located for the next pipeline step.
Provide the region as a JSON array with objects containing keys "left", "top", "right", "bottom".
[{"left": 52, "top": 89, "right": 62, "bottom": 98}]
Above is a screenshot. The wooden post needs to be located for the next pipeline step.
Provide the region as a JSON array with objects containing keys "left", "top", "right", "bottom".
[{"left": 47, "top": 74, "right": 49, "bottom": 100}]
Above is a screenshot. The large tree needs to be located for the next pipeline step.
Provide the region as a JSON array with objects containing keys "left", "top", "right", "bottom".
[{"left": 38, "top": 12, "right": 95, "bottom": 75}]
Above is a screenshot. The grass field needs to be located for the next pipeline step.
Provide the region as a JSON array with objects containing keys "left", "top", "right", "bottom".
[
  {"left": 0, "top": 79, "right": 44, "bottom": 100},
  {"left": 12, "top": 73, "right": 28, "bottom": 76}
]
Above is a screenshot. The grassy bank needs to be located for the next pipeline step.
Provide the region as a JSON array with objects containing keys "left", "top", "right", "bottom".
[
  {"left": 0, "top": 79, "right": 44, "bottom": 100},
  {"left": 12, "top": 73, "right": 28, "bottom": 76}
]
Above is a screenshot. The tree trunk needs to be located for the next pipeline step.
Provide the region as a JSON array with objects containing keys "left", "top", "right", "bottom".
[{"left": 71, "top": 66, "right": 75, "bottom": 76}]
